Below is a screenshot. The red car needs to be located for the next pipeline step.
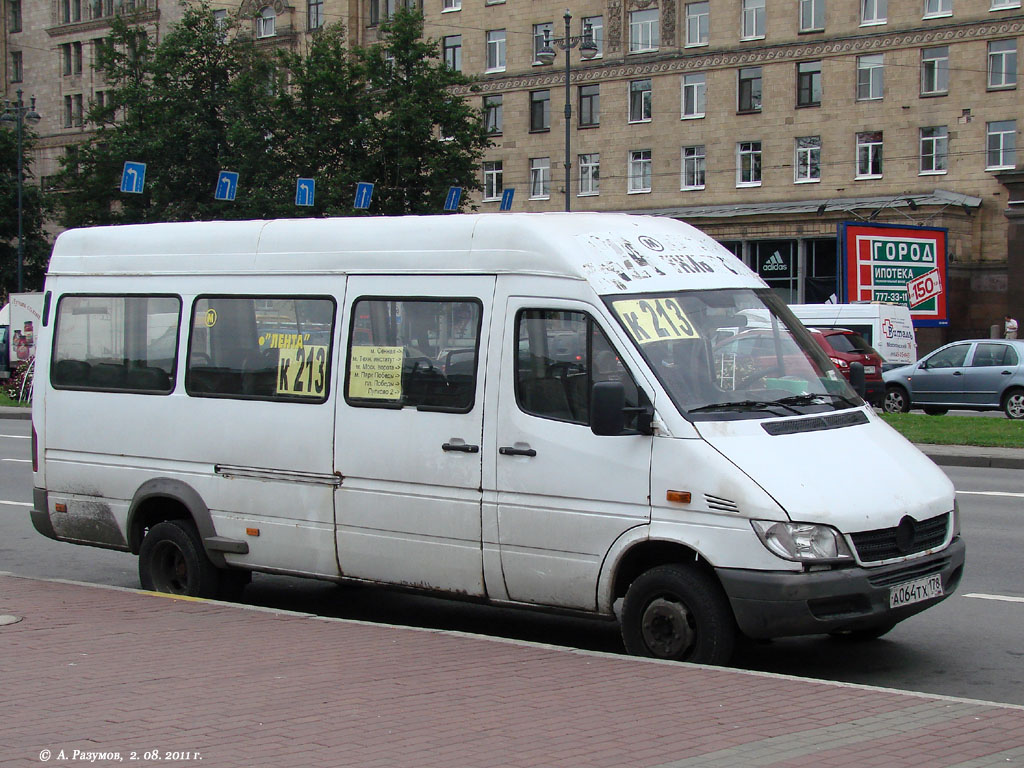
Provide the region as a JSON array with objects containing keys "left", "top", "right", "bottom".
[{"left": 811, "top": 328, "right": 884, "bottom": 406}]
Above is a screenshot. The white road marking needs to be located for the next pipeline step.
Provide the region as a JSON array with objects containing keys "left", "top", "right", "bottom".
[
  {"left": 0, "top": 500, "right": 32, "bottom": 507},
  {"left": 964, "top": 593, "right": 1024, "bottom": 604},
  {"left": 0, "top": 434, "right": 29, "bottom": 440},
  {"left": 956, "top": 490, "right": 1024, "bottom": 499},
  {"left": 2, "top": 458, "right": 30, "bottom": 463}
]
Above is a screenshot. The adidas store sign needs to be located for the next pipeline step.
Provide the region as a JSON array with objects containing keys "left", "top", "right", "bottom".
[{"left": 761, "top": 251, "right": 790, "bottom": 273}]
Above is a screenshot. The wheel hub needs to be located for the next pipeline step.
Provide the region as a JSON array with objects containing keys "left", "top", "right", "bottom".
[{"left": 641, "top": 597, "right": 695, "bottom": 658}]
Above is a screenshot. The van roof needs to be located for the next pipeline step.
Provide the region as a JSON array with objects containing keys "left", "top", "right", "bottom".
[{"left": 47, "top": 213, "right": 763, "bottom": 295}]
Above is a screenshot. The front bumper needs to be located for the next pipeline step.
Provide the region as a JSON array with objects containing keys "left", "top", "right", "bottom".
[{"left": 716, "top": 538, "right": 965, "bottom": 639}]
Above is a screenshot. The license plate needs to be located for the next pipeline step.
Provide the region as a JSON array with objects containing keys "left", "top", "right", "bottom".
[
  {"left": 864, "top": 365, "right": 877, "bottom": 374},
  {"left": 890, "top": 575, "right": 943, "bottom": 608}
]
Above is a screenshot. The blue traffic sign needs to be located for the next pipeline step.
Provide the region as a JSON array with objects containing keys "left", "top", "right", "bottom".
[
  {"left": 215, "top": 171, "right": 239, "bottom": 201},
  {"left": 499, "top": 188, "right": 515, "bottom": 211},
  {"left": 120, "top": 161, "right": 146, "bottom": 194},
  {"left": 354, "top": 182, "right": 374, "bottom": 210},
  {"left": 296, "top": 178, "right": 315, "bottom": 207},
  {"left": 444, "top": 186, "right": 462, "bottom": 212}
]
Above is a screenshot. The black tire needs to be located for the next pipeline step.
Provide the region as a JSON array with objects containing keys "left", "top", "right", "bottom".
[
  {"left": 138, "top": 519, "right": 221, "bottom": 598},
  {"left": 620, "top": 564, "right": 737, "bottom": 665},
  {"left": 923, "top": 407, "right": 948, "bottom": 416},
  {"left": 883, "top": 385, "right": 911, "bottom": 414},
  {"left": 829, "top": 622, "right": 896, "bottom": 642},
  {"left": 1003, "top": 388, "right": 1024, "bottom": 420}
]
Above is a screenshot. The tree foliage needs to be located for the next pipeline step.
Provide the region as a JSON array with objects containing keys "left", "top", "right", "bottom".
[
  {"left": 0, "top": 121, "right": 48, "bottom": 295},
  {"left": 53, "top": 3, "right": 490, "bottom": 226}
]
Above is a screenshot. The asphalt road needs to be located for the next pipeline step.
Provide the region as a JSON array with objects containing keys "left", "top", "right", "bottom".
[{"left": 1, "top": 418, "right": 1021, "bottom": 705}]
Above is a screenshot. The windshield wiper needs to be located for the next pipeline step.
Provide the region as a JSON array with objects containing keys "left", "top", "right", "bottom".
[
  {"left": 688, "top": 399, "right": 801, "bottom": 415},
  {"left": 776, "top": 392, "right": 861, "bottom": 408}
]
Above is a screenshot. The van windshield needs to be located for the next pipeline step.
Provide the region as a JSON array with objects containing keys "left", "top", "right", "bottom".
[{"left": 606, "top": 288, "right": 861, "bottom": 421}]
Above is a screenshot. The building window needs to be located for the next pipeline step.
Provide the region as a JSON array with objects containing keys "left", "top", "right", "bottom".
[
  {"left": 681, "top": 145, "right": 706, "bottom": 190},
  {"left": 8, "top": 0, "right": 22, "bottom": 32},
  {"left": 629, "top": 9, "right": 659, "bottom": 53},
  {"left": 61, "top": 42, "right": 83, "bottom": 76},
  {"left": 628, "top": 150, "right": 652, "bottom": 193},
  {"left": 857, "top": 54, "right": 884, "bottom": 100},
  {"left": 799, "top": 0, "right": 824, "bottom": 31},
  {"left": 443, "top": 35, "right": 462, "bottom": 71},
  {"left": 856, "top": 131, "right": 883, "bottom": 178},
  {"left": 583, "top": 16, "right": 603, "bottom": 57},
  {"left": 920, "top": 46, "right": 949, "bottom": 95},
  {"left": 483, "top": 161, "right": 503, "bottom": 201},
  {"left": 443, "top": 0, "right": 460, "bottom": 10},
  {"left": 920, "top": 126, "right": 948, "bottom": 174},
  {"left": 737, "top": 141, "right": 762, "bottom": 186},
  {"left": 685, "top": 2, "right": 709, "bottom": 46},
  {"left": 797, "top": 61, "right": 822, "bottom": 107},
  {"left": 991, "top": 0, "right": 1020, "bottom": 9},
  {"left": 529, "top": 157, "right": 551, "bottom": 199},
  {"left": 988, "top": 39, "right": 1017, "bottom": 89},
  {"left": 924, "top": 0, "right": 951, "bottom": 17},
  {"left": 579, "top": 84, "right": 600, "bottom": 127},
  {"left": 256, "top": 6, "right": 276, "bottom": 38},
  {"left": 533, "top": 22, "right": 553, "bottom": 64},
  {"left": 987, "top": 120, "right": 1016, "bottom": 170},
  {"left": 61, "top": 0, "right": 82, "bottom": 23},
  {"left": 682, "top": 72, "right": 706, "bottom": 118},
  {"left": 486, "top": 30, "right": 506, "bottom": 72},
  {"left": 530, "top": 90, "right": 550, "bottom": 132},
  {"left": 579, "top": 153, "right": 600, "bottom": 195},
  {"left": 862, "top": 0, "right": 886, "bottom": 24},
  {"left": 741, "top": 0, "right": 765, "bottom": 40},
  {"left": 483, "top": 95, "right": 502, "bottom": 135},
  {"left": 63, "top": 94, "right": 84, "bottom": 127},
  {"left": 738, "top": 67, "right": 762, "bottom": 113},
  {"left": 307, "top": 0, "right": 323, "bottom": 29},
  {"left": 795, "top": 136, "right": 821, "bottom": 182},
  {"left": 629, "top": 79, "right": 652, "bottom": 123},
  {"left": 10, "top": 51, "right": 22, "bottom": 83}
]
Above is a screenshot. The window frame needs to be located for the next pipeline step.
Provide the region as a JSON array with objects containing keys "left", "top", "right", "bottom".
[
  {"left": 741, "top": 0, "right": 766, "bottom": 40},
  {"left": 796, "top": 60, "right": 822, "bottom": 107},
  {"left": 856, "top": 54, "right": 884, "bottom": 100},
  {"left": 483, "top": 161, "right": 503, "bottom": 201},
  {"left": 919, "top": 126, "right": 948, "bottom": 174},
  {"left": 582, "top": 16, "right": 604, "bottom": 57},
  {"left": 442, "top": 34, "right": 462, "bottom": 71},
  {"left": 920, "top": 46, "right": 949, "bottom": 96},
  {"left": 861, "top": 0, "right": 887, "bottom": 25},
  {"left": 483, "top": 94, "right": 502, "bottom": 135},
  {"left": 529, "top": 89, "right": 551, "bottom": 133},
  {"left": 799, "top": 0, "right": 824, "bottom": 32},
  {"left": 256, "top": 5, "right": 276, "bottom": 38},
  {"left": 628, "top": 78, "right": 653, "bottom": 123},
  {"left": 795, "top": 136, "right": 821, "bottom": 183},
  {"left": 529, "top": 157, "right": 551, "bottom": 200},
  {"left": 533, "top": 22, "right": 553, "bottom": 65},
  {"left": 685, "top": 2, "right": 709, "bottom": 47},
  {"left": 856, "top": 131, "right": 884, "bottom": 179},
  {"left": 737, "top": 66, "right": 762, "bottom": 113},
  {"left": 628, "top": 149, "right": 653, "bottom": 193},
  {"left": 579, "top": 83, "right": 600, "bottom": 127},
  {"left": 485, "top": 29, "right": 506, "bottom": 73},
  {"left": 629, "top": 9, "right": 659, "bottom": 53},
  {"left": 681, "top": 144, "right": 706, "bottom": 190},
  {"left": 737, "top": 140, "right": 763, "bottom": 187},
  {"left": 682, "top": 72, "right": 706, "bottom": 118},
  {"left": 988, "top": 39, "right": 1017, "bottom": 90},
  {"left": 307, "top": 0, "right": 324, "bottom": 29},
  {"left": 923, "top": 0, "right": 952, "bottom": 18},
  {"left": 986, "top": 120, "right": 1017, "bottom": 170},
  {"left": 579, "top": 152, "right": 600, "bottom": 196}
]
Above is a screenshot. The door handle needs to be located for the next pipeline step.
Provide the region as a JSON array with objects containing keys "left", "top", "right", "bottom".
[
  {"left": 1002, "top": 370, "right": 1013, "bottom": 375},
  {"left": 499, "top": 446, "right": 537, "bottom": 457},
  {"left": 952, "top": 371, "right": 963, "bottom": 376},
  {"left": 442, "top": 442, "right": 480, "bottom": 453}
]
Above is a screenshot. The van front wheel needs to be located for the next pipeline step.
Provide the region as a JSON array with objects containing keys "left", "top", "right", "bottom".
[
  {"left": 139, "top": 519, "right": 221, "bottom": 599},
  {"left": 621, "top": 564, "right": 736, "bottom": 665}
]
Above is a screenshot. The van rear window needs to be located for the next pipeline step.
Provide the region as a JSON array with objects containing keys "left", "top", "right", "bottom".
[
  {"left": 185, "top": 296, "right": 335, "bottom": 403},
  {"left": 51, "top": 295, "right": 181, "bottom": 394}
]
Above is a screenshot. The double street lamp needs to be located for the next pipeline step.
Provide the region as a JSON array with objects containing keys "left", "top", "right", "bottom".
[
  {"left": 536, "top": 10, "right": 598, "bottom": 212},
  {"left": 2, "top": 89, "right": 42, "bottom": 293}
]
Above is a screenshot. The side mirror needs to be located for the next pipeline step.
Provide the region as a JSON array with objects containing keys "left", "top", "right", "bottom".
[
  {"left": 591, "top": 381, "right": 626, "bottom": 436},
  {"left": 849, "top": 361, "right": 866, "bottom": 399}
]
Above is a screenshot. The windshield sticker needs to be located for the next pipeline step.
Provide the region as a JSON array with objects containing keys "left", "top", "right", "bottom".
[
  {"left": 348, "top": 345, "right": 403, "bottom": 400},
  {"left": 612, "top": 299, "right": 699, "bottom": 344},
  {"left": 276, "top": 345, "right": 329, "bottom": 397},
  {"left": 261, "top": 332, "right": 312, "bottom": 349}
]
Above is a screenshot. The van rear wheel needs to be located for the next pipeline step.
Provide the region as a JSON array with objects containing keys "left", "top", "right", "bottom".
[
  {"left": 620, "top": 564, "right": 736, "bottom": 665},
  {"left": 139, "top": 519, "right": 221, "bottom": 599}
]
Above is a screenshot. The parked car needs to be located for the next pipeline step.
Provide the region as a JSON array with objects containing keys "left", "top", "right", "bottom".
[
  {"left": 882, "top": 339, "right": 1024, "bottom": 419},
  {"left": 812, "top": 328, "right": 885, "bottom": 406}
]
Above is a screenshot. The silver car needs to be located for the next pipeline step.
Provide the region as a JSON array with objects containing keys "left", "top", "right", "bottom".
[{"left": 882, "top": 339, "right": 1024, "bottom": 419}]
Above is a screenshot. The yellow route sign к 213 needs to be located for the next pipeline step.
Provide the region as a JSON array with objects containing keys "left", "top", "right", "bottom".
[{"left": 612, "top": 298, "right": 699, "bottom": 344}]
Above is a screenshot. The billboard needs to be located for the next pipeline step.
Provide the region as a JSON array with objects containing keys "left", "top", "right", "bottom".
[{"left": 839, "top": 222, "right": 948, "bottom": 327}]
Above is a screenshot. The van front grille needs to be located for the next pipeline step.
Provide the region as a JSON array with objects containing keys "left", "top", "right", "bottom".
[{"left": 850, "top": 513, "right": 949, "bottom": 563}]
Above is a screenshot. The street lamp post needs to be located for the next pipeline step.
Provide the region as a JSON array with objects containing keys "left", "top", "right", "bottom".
[
  {"left": 537, "top": 10, "right": 598, "bottom": 212},
  {"left": 2, "top": 89, "right": 42, "bottom": 293}
]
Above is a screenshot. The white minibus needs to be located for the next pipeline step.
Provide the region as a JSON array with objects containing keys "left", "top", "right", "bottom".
[
  {"left": 789, "top": 303, "right": 917, "bottom": 370},
  {"left": 31, "top": 214, "right": 963, "bottom": 665}
]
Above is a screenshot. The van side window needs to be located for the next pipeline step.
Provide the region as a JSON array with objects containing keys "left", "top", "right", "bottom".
[
  {"left": 516, "top": 309, "right": 640, "bottom": 426},
  {"left": 185, "top": 296, "right": 335, "bottom": 403},
  {"left": 345, "top": 298, "right": 481, "bottom": 412},
  {"left": 51, "top": 295, "right": 180, "bottom": 394}
]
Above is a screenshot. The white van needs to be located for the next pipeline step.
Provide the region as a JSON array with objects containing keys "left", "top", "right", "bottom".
[
  {"left": 30, "top": 214, "right": 963, "bottom": 665},
  {"left": 789, "top": 303, "right": 917, "bottom": 369}
]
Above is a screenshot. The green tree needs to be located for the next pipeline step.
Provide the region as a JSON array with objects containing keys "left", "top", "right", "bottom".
[{"left": 0, "top": 121, "right": 49, "bottom": 295}]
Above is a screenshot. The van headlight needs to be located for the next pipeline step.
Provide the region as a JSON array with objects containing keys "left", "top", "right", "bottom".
[{"left": 751, "top": 520, "right": 854, "bottom": 563}]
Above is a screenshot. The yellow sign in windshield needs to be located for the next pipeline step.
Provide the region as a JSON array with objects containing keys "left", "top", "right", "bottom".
[{"left": 612, "top": 298, "right": 699, "bottom": 344}]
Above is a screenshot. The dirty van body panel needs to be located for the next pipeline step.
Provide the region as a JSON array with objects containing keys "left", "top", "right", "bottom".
[{"left": 333, "top": 275, "right": 494, "bottom": 596}]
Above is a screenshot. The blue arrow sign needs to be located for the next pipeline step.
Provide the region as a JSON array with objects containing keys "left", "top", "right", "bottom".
[
  {"left": 499, "top": 188, "right": 515, "bottom": 211},
  {"left": 354, "top": 182, "right": 374, "bottom": 210},
  {"left": 215, "top": 171, "right": 239, "bottom": 201},
  {"left": 444, "top": 186, "right": 462, "bottom": 212},
  {"left": 120, "top": 161, "right": 146, "bottom": 194},
  {"left": 296, "top": 178, "right": 315, "bottom": 207}
]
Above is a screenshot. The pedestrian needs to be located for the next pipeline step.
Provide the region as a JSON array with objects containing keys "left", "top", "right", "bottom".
[{"left": 1005, "top": 315, "right": 1019, "bottom": 340}]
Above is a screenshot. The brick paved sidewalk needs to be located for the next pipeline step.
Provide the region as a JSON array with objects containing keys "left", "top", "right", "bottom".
[{"left": 1, "top": 573, "right": 1023, "bottom": 768}]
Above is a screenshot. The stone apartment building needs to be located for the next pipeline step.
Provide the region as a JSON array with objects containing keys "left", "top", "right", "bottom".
[{"left": 3, "top": 0, "right": 1022, "bottom": 344}]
